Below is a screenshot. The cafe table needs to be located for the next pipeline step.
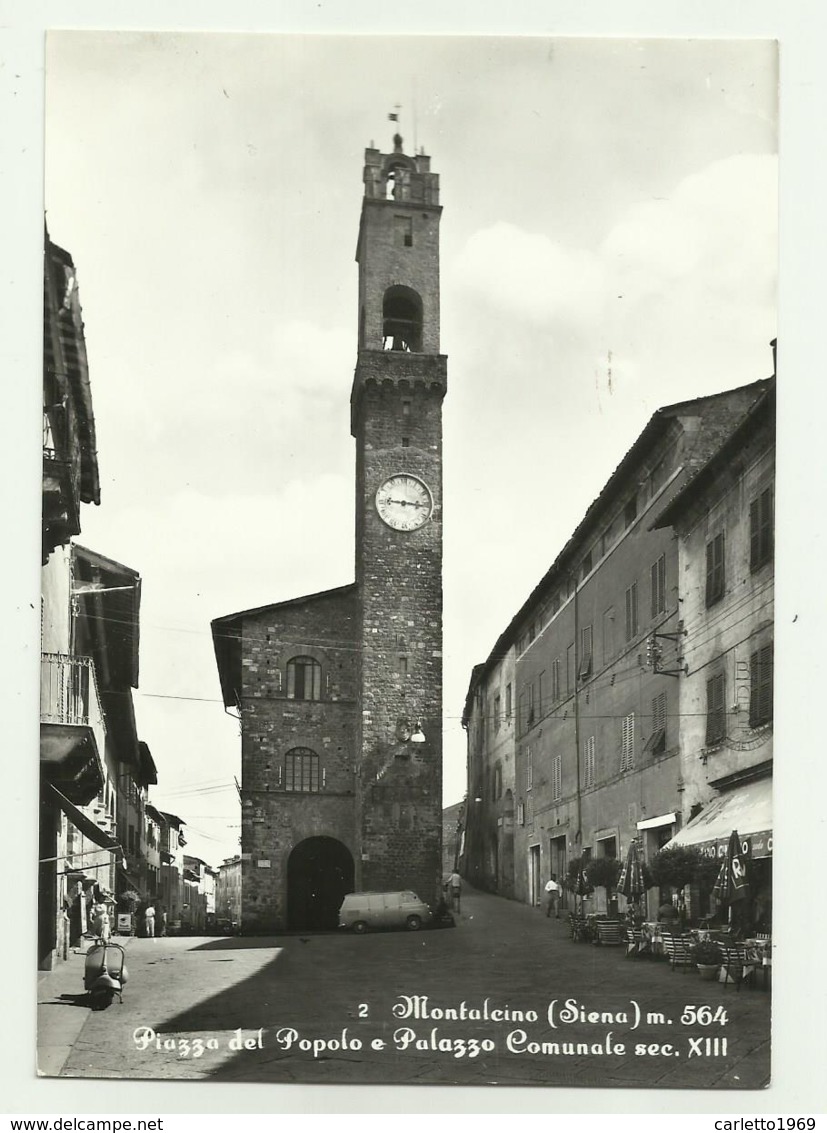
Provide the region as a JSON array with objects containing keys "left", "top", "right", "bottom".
[
  {"left": 640, "top": 922, "right": 665, "bottom": 956},
  {"left": 744, "top": 937, "right": 772, "bottom": 989}
]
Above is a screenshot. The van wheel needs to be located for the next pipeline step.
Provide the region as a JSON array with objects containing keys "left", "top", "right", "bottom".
[
  {"left": 406, "top": 915, "right": 422, "bottom": 931},
  {"left": 352, "top": 921, "right": 368, "bottom": 934}
]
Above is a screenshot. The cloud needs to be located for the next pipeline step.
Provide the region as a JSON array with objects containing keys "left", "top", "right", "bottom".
[
  {"left": 450, "top": 222, "right": 606, "bottom": 328},
  {"left": 450, "top": 153, "right": 776, "bottom": 343},
  {"left": 602, "top": 153, "right": 777, "bottom": 307}
]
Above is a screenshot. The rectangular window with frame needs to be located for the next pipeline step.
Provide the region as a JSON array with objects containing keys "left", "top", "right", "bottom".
[
  {"left": 538, "top": 672, "right": 544, "bottom": 722},
  {"left": 624, "top": 494, "right": 638, "bottom": 527},
  {"left": 645, "top": 691, "right": 667, "bottom": 755},
  {"left": 620, "top": 712, "right": 635, "bottom": 771},
  {"left": 517, "top": 801, "right": 526, "bottom": 826},
  {"left": 517, "top": 690, "right": 527, "bottom": 736},
  {"left": 582, "top": 550, "right": 593, "bottom": 580},
  {"left": 394, "top": 215, "right": 413, "bottom": 247},
  {"left": 551, "top": 658, "right": 561, "bottom": 702},
  {"left": 625, "top": 582, "right": 638, "bottom": 642},
  {"left": 579, "top": 625, "right": 593, "bottom": 680},
  {"left": 706, "top": 532, "right": 726, "bottom": 607},
  {"left": 603, "top": 607, "right": 614, "bottom": 663},
  {"left": 494, "top": 693, "right": 501, "bottom": 733},
  {"left": 526, "top": 745, "right": 533, "bottom": 791},
  {"left": 551, "top": 755, "right": 562, "bottom": 801},
  {"left": 650, "top": 554, "right": 667, "bottom": 618},
  {"left": 566, "top": 643, "right": 575, "bottom": 696},
  {"left": 706, "top": 672, "right": 726, "bottom": 745},
  {"left": 749, "top": 642, "right": 774, "bottom": 727},
  {"left": 601, "top": 519, "right": 616, "bottom": 557},
  {"left": 505, "top": 682, "right": 512, "bottom": 719},
  {"left": 584, "top": 735, "right": 596, "bottom": 789},
  {"left": 750, "top": 487, "right": 774, "bottom": 572},
  {"left": 527, "top": 682, "right": 536, "bottom": 727}
]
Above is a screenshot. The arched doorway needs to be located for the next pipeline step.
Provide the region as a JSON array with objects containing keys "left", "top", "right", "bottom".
[{"left": 287, "top": 837, "right": 354, "bottom": 931}]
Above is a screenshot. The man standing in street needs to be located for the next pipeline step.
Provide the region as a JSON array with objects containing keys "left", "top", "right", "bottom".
[
  {"left": 449, "top": 870, "right": 462, "bottom": 914},
  {"left": 545, "top": 874, "right": 561, "bottom": 918}
]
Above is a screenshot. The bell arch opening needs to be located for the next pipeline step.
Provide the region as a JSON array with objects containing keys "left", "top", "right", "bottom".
[
  {"left": 287, "top": 836, "right": 354, "bottom": 931},
  {"left": 382, "top": 285, "right": 422, "bottom": 352}
]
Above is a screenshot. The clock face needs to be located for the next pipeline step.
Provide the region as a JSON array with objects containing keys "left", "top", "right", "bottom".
[{"left": 375, "top": 474, "right": 434, "bottom": 531}]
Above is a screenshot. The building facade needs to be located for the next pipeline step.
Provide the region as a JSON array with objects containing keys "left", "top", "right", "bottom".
[
  {"left": 461, "top": 641, "right": 517, "bottom": 897},
  {"left": 212, "top": 134, "right": 446, "bottom": 932},
  {"left": 216, "top": 855, "right": 242, "bottom": 928},
  {"left": 463, "top": 376, "right": 774, "bottom": 917},
  {"left": 653, "top": 376, "right": 774, "bottom": 925},
  {"left": 158, "top": 811, "right": 187, "bottom": 929}
]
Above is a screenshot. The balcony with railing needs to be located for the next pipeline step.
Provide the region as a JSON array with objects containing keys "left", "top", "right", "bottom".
[{"left": 40, "top": 652, "right": 106, "bottom": 805}]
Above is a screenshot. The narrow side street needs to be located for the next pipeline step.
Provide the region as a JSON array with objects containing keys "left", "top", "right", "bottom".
[{"left": 39, "top": 886, "right": 770, "bottom": 1089}]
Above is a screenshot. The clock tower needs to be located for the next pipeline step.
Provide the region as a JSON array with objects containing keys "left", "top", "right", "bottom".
[
  {"left": 212, "top": 132, "right": 446, "bottom": 933},
  {"left": 351, "top": 133, "right": 447, "bottom": 900}
]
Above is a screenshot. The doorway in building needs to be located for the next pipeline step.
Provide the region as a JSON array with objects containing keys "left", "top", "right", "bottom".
[
  {"left": 549, "top": 835, "right": 567, "bottom": 910},
  {"left": 287, "top": 837, "right": 354, "bottom": 931},
  {"left": 528, "top": 844, "right": 541, "bottom": 907}
]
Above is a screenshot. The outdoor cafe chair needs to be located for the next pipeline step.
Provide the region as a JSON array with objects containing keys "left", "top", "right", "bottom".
[
  {"left": 595, "top": 920, "right": 623, "bottom": 946},
  {"left": 661, "top": 931, "right": 695, "bottom": 971},
  {"left": 719, "top": 945, "right": 757, "bottom": 991},
  {"left": 624, "top": 925, "right": 650, "bottom": 959},
  {"left": 568, "top": 912, "right": 590, "bottom": 943}
]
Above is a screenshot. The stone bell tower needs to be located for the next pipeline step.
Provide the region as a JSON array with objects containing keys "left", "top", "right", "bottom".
[{"left": 351, "top": 133, "right": 446, "bottom": 902}]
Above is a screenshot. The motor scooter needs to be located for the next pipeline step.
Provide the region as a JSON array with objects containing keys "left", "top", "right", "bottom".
[{"left": 84, "top": 937, "right": 128, "bottom": 1009}]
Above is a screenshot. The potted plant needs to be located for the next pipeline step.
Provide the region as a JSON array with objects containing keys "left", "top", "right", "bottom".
[
  {"left": 691, "top": 939, "right": 722, "bottom": 979},
  {"left": 585, "top": 857, "right": 622, "bottom": 914},
  {"left": 116, "top": 889, "right": 141, "bottom": 936}
]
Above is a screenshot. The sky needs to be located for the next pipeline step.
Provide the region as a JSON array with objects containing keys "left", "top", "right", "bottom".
[{"left": 41, "top": 33, "right": 778, "bottom": 866}]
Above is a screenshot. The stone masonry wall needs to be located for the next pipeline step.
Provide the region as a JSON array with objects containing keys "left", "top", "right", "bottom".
[
  {"left": 353, "top": 373, "right": 444, "bottom": 905},
  {"left": 239, "top": 588, "right": 358, "bottom": 932}
]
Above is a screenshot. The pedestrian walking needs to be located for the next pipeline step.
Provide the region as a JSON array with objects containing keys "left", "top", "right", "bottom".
[
  {"left": 91, "top": 903, "right": 111, "bottom": 942},
  {"left": 158, "top": 905, "right": 168, "bottom": 937},
  {"left": 144, "top": 903, "right": 156, "bottom": 938},
  {"left": 448, "top": 870, "right": 462, "bottom": 914},
  {"left": 545, "top": 875, "right": 561, "bottom": 918}
]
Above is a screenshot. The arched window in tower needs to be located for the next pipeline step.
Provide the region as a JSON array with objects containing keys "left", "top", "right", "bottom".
[
  {"left": 382, "top": 285, "right": 423, "bottom": 352},
  {"left": 284, "top": 747, "right": 321, "bottom": 793},
  {"left": 385, "top": 162, "right": 407, "bottom": 200},
  {"left": 286, "top": 655, "right": 322, "bottom": 701}
]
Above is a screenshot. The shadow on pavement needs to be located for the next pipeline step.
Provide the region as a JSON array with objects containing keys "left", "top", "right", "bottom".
[
  {"left": 152, "top": 950, "right": 286, "bottom": 1035},
  {"left": 46, "top": 992, "right": 90, "bottom": 1008},
  {"left": 186, "top": 937, "right": 290, "bottom": 952}
]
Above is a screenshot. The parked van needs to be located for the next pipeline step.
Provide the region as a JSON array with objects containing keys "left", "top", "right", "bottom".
[{"left": 338, "top": 891, "right": 432, "bottom": 933}]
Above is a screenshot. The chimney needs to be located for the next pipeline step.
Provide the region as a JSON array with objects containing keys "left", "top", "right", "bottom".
[{"left": 770, "top": 338, "right": 777, "bottom": 376}]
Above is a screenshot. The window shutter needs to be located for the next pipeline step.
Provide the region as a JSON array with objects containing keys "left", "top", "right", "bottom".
[
  {"left": 584, "top": 736, "right": 595, "bottom": 788},
  {"left": 706, "top": 534, "right": 725, "bottom": 606},
  {"left": 621, "top": 713, "right": 635, "bottom": 770},
  {"left": 750, "top": 488, "right": 774, "bottom": 571},
  {"left": 749, "top": 497, "right": 761, "bottom": 570},
  {"left": 552, "top": 755, "right": 562, "bottom": 801},
  {"left": 706, "top": 673, "right": 726, "bottom": 744},
  {"left": 750, "top": 644, "right": 774, "bottom": 727}
]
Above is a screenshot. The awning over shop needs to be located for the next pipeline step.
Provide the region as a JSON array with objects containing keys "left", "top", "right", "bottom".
[
  {"left": 663, "top": 778, "right": 772, "bottom": 860},
  {"left": 637, "top": 812, "right": 676, "bottom": 831},
  {"left": 40, "top": 722, "right": 104, "bottom": 805},
  {"left": 42, "top": 782, "right": 121, "bottom": 852}
]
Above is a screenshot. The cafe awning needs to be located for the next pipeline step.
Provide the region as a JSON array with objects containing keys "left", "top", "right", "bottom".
[
  {"left": 663, "top": 777, "right": 772, "bottom": 859},
  {"left": 42, "top": 783, "right": 121, "bottom": 852}
]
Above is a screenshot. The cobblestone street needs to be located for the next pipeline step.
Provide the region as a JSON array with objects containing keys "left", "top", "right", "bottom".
[{"left": 39, "top": 885, "right": 770, "bottom": 1090}]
